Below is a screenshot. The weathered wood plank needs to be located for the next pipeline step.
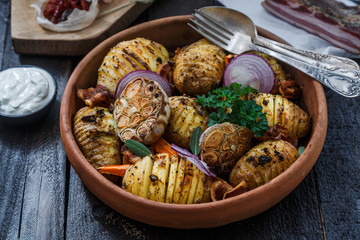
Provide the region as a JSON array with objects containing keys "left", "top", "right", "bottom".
[
  {"left": 0, "top": 2, "right": 72, "bottom": 237},
  {"left": 314, "top": 88, "right": 360, "bottom": 240}
]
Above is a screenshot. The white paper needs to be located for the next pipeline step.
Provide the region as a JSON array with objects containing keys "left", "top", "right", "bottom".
[
  {"left": 219, "top": 0, "right": 360, "bottom": 58},
  {"left": 31, "top": 0, "right": 99, "bottom": 32}
]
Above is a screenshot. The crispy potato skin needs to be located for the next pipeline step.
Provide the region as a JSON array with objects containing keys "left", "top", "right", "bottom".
[
  {"left": 164, "top": 96, "right": 208, "bottom": 148},
  {"left": 122, "top": 153, "right": 212, "bottom": 204},
  {"left": 173, "top": 39, "right": 226, "bottom": 96},
  {"left": 73, "top": 106, "right": 121, "bottom": 169},
  {"left": 97, "top": 38, "right": 169, "bottom": 94},
  {"left": 253, "top": 93, "right": 311, "bottom": 138},
  {"left": 229, "top": 140, "right": 299, "bottom": 189}
]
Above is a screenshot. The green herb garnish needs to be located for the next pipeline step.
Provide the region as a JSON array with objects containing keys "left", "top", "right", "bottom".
[
  {"left": 124, "top": 139, "right": 152, "bottom": 158},
  {"left": 196, "top": 83, "right": 268, "bottom": 137},
  {"left": 298, "top": 146, "right": 306, "bottom": 156},
  {"left": 190, "top": 126, "right": 203, "bottom": 156}
]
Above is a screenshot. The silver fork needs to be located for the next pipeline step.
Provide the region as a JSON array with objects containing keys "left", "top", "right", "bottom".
[{"left": 188, "top": 8, "right": 360, "bottom": 98}]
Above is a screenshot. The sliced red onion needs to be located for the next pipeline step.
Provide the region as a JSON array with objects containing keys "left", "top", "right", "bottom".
[
  {"left": 223, "top": 53, "right": 275, "bottom": 93},
  {"left": 114, "top": 70, "right": 171, "bottom": 98},
  {"left": 171, "top": 144, "right": 216, "bottom": 178}
]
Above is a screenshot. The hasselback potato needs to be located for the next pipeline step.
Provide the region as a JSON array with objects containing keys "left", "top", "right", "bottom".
[
  {"left": 97, "top": 38, "right": 169, "bottom": 94},
  {"left": 229, "top": 140, "right": 299, "bottom": 189},
  {"left": 252, "top": 93, "right": 311, "bottom": 138},
  {"left": 122, "top": 153, "right": 212, "bottom": 204},
  {"left": 173, "top": 39, "right": 226, "bottom": 96},
  {"left": 163, "top": 96, "right": 208, "bottom": 148},
  {"left": 113, "top": 77, "right": 170, "bottom": 145},
  {"left": 73, "top": 106, "right": 121, "bottom": 169}
]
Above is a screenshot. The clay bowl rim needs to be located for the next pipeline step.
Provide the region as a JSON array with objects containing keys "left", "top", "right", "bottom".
[{"left": 60, "top": 15, "right": 327, "bottom": 229}]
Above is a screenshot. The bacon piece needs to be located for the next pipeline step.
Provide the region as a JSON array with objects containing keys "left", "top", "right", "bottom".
[
  {"left": 279, "top": 78, "right": 301, "bottom": 100},
  {"left": 77, "top": 84, "right": 115, "bottom": 108},
  {"left": 255, "top": 124, "right": 298, "bottom": 147},
  {"left": 262, "top": 0, "right": 360, "bottom": 54}
]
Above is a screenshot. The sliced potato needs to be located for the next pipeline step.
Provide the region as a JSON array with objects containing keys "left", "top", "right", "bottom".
[
  {"left": 178, "top": 161, "right": 194, "bottom": 204},
  {"left": 186, "top": 165, "right": 200, "bottom": 204},
  {"left": 229, "top": 140, "right": 299, "bottom": 190},
  {"left": 148, "top": 153, "right": 171, "bottom": 202},
  {"left": 138, "top": 156, "right": 153, "bottom": 199},
  {"left": 253, "top": 93, "right": 311, "bottom": 138},
  {"left": 165, "top": 155, "right": 180, "bottom": 203},
  {"left": 172, "top": 157, "right": 187, "bottom": 203}
]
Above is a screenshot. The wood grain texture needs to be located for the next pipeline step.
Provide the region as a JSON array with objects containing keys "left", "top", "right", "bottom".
[
  {"left": 11, "top": 0, "right": 153, "bottom": 55},
  {"left": 1, "top": 0, "right": 360, "bottom": 239},
  {"left": 315, "top": 88, "right": 360, "bottom": 239}
]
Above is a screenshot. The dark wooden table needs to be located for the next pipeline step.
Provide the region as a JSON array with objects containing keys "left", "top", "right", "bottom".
[{"left": 1, "top": 0, "right": 360, "bottom": 239}]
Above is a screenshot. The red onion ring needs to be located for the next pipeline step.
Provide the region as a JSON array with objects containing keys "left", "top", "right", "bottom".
[
  {"left": 223, "top": 53, "right": 275, "bottom": 93},
  {"left": 114, "top": 70, "right": 171, "bottom": 98}
]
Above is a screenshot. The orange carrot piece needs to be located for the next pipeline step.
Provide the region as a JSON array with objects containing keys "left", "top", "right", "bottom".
[
  {"left": 98, "top": 164, "right": 131, "bottom": 177},
  {"left": 225, "top": 54, "right": 234, "bottom": 66},
  {"left": 151, "top": 138, "right": 178, "bottom": 158},
  {"left": 173, "top": 47, "right": 181, "bottom": 62}
]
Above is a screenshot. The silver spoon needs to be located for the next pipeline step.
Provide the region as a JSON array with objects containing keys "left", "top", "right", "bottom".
[{"left": 189, "top": 6, "right": 360, "bottom": 97}]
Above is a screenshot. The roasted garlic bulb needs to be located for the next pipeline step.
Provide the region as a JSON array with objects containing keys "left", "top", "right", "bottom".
[
  {"left": 163, "top": 96, "right": 208, "bottom": 148},
  {"left": 199, "top": 123, "right": 252, "bottom": 177},
  {"left": 73, "top": 106, "right": 121, "bottom": 169},
  {"left": 113, "top": 77, "right": 170, "bottom": 145},
  {"left": 229, "top": 140, "right": 299, "bottom": 190},
  {"left": 97, "top": 38, "right": 169, "bottom": 94},
  {"left": 173, "top": 39, "right": 226, "bottom": 96}
]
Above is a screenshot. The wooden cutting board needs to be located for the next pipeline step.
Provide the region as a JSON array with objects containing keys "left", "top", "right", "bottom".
[{"left": 11, "top": 0, "right": 153, "bottom": 56}]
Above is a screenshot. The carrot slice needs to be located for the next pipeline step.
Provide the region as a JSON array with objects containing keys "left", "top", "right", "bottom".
[
  {"left": 151, "top": 138, "right": 178, "bottom": 158},
  {"left": 98, "top": 164, "right": 131, "bottom": 177}
]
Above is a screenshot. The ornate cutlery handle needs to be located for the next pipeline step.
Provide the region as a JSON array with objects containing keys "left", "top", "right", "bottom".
[
  {"left": 252, "top": 44, "right": 360, "bottom": 98},
  {"left": 255, "top": 35, "right": 360, "bottom": 71}
]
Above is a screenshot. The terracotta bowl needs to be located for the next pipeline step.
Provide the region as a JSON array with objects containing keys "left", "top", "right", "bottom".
[{"left": 60, "top": 15, "right": 327, "bottom": 229}]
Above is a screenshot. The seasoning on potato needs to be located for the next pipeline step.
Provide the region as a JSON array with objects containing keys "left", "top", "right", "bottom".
[
  {"left": 252, "top": 93, "right": 311, "bottom": 138},
  {"left": 173, "top": 38, "right": 226, "bottom": 96},
  {"left": 73, "top": 106, "right": 121, "bottom": 169},
  {"left": 97, "top": 37, "right": 169, "bottom": 94},
  {"left": 122, "top": 153, "right": 213, "bottom": 204},
  {"left": 229, "top": 140, "right": 299, "bottom": 190},
  {"left": 163, "top": 96, "right": 208, "bottom": 149}
]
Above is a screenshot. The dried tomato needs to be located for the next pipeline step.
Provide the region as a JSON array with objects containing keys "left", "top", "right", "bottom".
[{"left": 43, "top": 0, "right": 91, "bottom": 24}]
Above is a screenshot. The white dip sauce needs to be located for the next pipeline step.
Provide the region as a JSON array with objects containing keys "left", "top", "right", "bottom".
[{"left": 0, "top": 67, "right": 55, "bottom": 115}]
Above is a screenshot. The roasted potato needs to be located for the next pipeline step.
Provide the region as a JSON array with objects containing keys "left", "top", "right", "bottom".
[
  {"left": 73, "top": 106, "right": 121, "bottom": 169},
  {"left": 97, "top": 38, "right": 169, "bottom": 94},
  {"left": 163, "top": 96, "right": 208, "bottom": 148},
  {"left": 252, "top": 93, "right": 311, "bottom": 138},
  {"left": 122, "top": 153, "right": 212, "bottom": 204},
  {"left": 229, "top": 140, "right": 299, "bottom": 189},
  {"left": 199, "top": 122, "right": 252, "bottom": 177},
  {"left": 173, "top": 39, "right": 226, "bottom": 96}
]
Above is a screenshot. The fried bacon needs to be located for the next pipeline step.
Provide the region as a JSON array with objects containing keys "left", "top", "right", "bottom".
[
  {"left": 279, "top": 79, "right": 301, "bottom": 100},
  {"left": 256, "top": 124, "right": 298, "bottom": 147},
  {"left": 262, "top": 0, "right": 360, "bottom": 54},
  {"left": 77, "top": 85, "right": 115, "bottom": 108},
  {"left": 211, "top": 179, "right": 248, "bottom": 201}
]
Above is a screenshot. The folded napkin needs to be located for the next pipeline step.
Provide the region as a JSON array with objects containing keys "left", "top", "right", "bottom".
[{"left": 218, "top": 0, "right": 359, "bottom": 58}]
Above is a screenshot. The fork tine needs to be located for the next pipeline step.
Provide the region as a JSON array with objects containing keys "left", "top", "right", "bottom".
[
  {"left": 195, "top": 9, "right": 234, "bottom": 37},
  {"left": 187, "top": 22, "right": 229, "bottom": 51},
  {"left": 192, "top": 12, "right": 233, "bottom": 42},
  {"left": 189, "top": 17, "right": 231, "bottom": 46}
]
